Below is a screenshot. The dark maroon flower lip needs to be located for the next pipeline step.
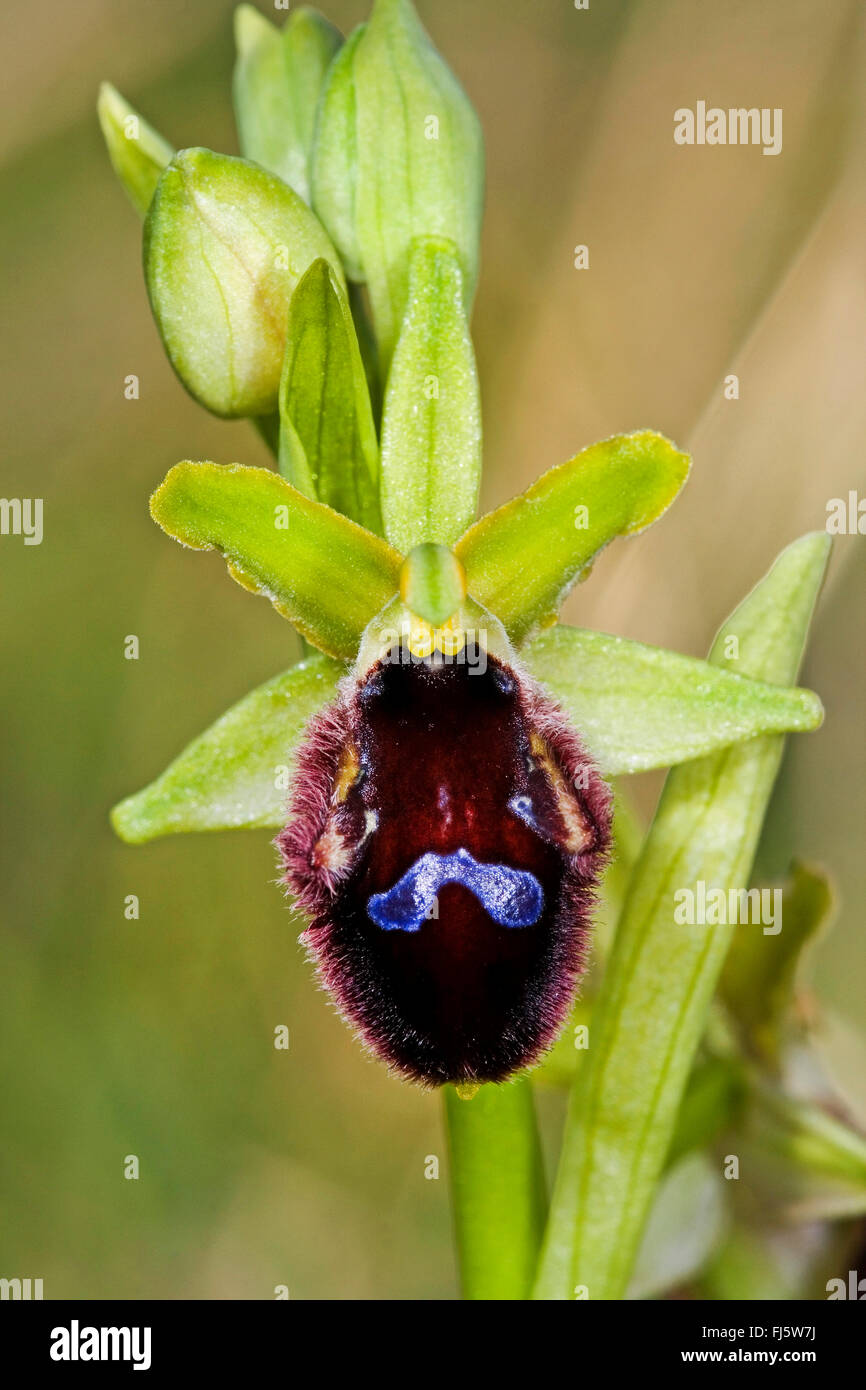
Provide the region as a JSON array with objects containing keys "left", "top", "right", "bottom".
[{"left": 278, "top": 641, "right": 612, "bottom": 1087}]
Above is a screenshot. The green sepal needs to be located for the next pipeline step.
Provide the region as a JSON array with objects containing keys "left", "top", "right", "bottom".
[
  {"left": 144, "top": 148, "right": 343, "bottom": 418},
  {"left": 150, "top": 461, "right": 402, "bottom": 659},
  {"left": 97, "top": 82, "right": 173, "bottom": 217},
  {"left": 380, "top": 238, "right": 482, "bottom": 552},
  {"left": 523, "top": 625, "right": 824, "bottom": 775},
  {"left": 233, "top": 4, "right": 342, "bottom": 204},
  {"left": 456, "top": 431, "right": 691, "bottom": 644},
  {"left": 278, "top": 258, "right": 381, "bottom": 533},
  {"left": 111, "top": 654, "right": 344, "bottom": 844}
]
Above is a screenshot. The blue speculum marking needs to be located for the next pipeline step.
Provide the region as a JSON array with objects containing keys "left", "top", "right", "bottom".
[{"left": 367, "top": 848, "right": 544, "bottom": 933}]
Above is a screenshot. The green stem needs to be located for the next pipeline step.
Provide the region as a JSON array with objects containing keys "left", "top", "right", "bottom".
[{"left": 444, "top": 1079, "right": 547, "bottom": 1299}]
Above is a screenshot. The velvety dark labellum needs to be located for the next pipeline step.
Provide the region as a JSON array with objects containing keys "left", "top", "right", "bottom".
[{"left": 279, "top": 646, "right": 611, "bottom": 1086}]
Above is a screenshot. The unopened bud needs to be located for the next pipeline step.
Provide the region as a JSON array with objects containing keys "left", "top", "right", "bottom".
[{"left": 144, "top": 147, "right": 344, "bottom": 417}]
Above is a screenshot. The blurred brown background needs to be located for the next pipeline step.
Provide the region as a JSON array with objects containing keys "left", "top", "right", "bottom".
[{"left": 1, "top": 0, "right": 863, "bottom": 1298}]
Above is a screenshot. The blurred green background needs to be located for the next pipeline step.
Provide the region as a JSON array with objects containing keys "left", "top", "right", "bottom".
[{"left": 1, "top": 0, "right": 863, "bottom": 1298}]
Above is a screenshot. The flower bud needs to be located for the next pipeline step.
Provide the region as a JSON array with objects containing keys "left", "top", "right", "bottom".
[
  {"left": 310, "top": 26, "right": 365, "bottom": 281},
  {"left": 97, "top": 83, "right": 173, "bottom": 217},
  {"left": 233, "top": 4, "right": 342, "bottom": 204},
  {"left": 312, "top": 0, "right": 484, "bottom": 366},
  {"left": 279, "top": 602, "right": 611, "bottom": 1086},
  {"left": 144, "top": 147, "right": 344, "bottom": 418}
]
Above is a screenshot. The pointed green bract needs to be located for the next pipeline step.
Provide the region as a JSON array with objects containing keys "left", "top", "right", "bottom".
[
  {"left": 97, "top": 83, "right": 173, "bottom": 217},
  {"left": 399, "top": 543, "right": 466, "bottom": 626},
  {"left": 313, "top": 0, "right": 484, "bottom": 367},
  {"left": 111, "top": 655, "right": 344, "bottom": 844},
  {"left": 456, "top": 431, "right": 691, "bottom": 645},
  {"left": 534, "top": 533, "right": 830, "bottom": 1301},
  {"left": 380, "top": 238, "right": 482, "bottom": 552},
  {"left": 523, "top": 625, "right": 824, "bottom": 775},
  {"left": 150, "top": 461, "right": 402, "bottom": 658},
  {"left": 278, "top": 259, "right": 381, "bottom": 533},
  {"left": 144, "top": 148, "right": 343, "bottom": 418},
  {"left": 233, "top": 4, "right": 342, "bottom": 204}
]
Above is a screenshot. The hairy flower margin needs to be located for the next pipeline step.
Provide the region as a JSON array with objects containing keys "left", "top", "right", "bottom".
[{"left": 99, "top": 0, "right": 862, "bottom": 1303}]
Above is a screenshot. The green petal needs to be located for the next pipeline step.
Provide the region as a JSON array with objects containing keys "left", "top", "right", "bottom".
[
  {"left": 534, "top": 532, "right": 830, "bottom": 1301},
  {"left": 380, "top": 238, "right": 482, "bottom": 552},
  {"left": 278, "top": 258, "right": 381, "bottom": 533},
  {"left": 456, "top": 431, "right": 690, "bottom": 644},
  {"left": 720, "top": 861, "right": 834, "bottom": 1063},
  {"left": 111, "top": 654, "right": 344, "bottom": 844},
  {"left": 97, "top": 83, "right": 173, "bottom": 217},
  {"left": 150, "top": 461, "right": 402, "bottom": 659},
  {"left": 233, "top": 4, "right": 342, "bottom": 204},
  {"left": 144, "top": 148, "right": 343, "bottom": 418},
  {"left": 523, "top": 625, "right": 824, "bottom": 775}
]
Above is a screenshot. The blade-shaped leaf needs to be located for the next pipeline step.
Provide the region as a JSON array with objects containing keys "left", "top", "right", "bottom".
[
  {"left": 233, "top": 5, "right": 342, "bottom": 204},
  {"left": 456, "top": 431, "right": 690, "bottom": 645},
  {"left": 112, "top": 655, "right": 344, "bottom": 844},
  {"left": 380, "top": 237, "right": 482, "bottom": 553},
  {"left": 150, "top": 461, "right": 402, "bottom": 658},
  {"left": 278, "top": 258, "right": 381, "bottom": 533},
  {"left": 97, "top": 83, "right": 173, "bottom": 217},
  {"left": 534, "top": 532, "right": 830, "bottom": 1301},
  {"left": 522, "top": 625, "right": 824, "bottom": 775}
]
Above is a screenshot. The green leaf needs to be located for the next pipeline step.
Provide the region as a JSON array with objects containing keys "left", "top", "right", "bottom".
[
  {"left": 111, "top": 654, "right": 343, "bottom": 844},
  {"left": 720, "top": 861, "right": 834, "bottom": 1064},
  {"left": 380, "top": 238, "right": 482, "bottom": 552},
  {"left": 97, "top": 83, "right": 173, "bottom": 217},
  {"left": 533, "top": 532, "right": 830, "bottom": 1300},
  {"left": 278, "top": 259, "right": 381, "bottom": 533},
  {"left": 144, "top": 148, "right": 343, "bottom": 418},
  {"left": 321, "top": 0, "right": 484, "bottom": 368},
  {"left": 233, "top": 4, "right": 342, "bottom": 204},
  {"left": 456, "top": 432, "right": 691, "bottom": 645},
  {"left": 523, "top": 625, "right": 824, "bottom": 775},
  {"left": 444, "top": 1081, "right": 547, "bottom": 1300},
  {"left": 150, "top": 461, "right": 402, "bottom": 658},
  {"left": 399, "top": 543, "right": 466, "bottom": 626}
]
